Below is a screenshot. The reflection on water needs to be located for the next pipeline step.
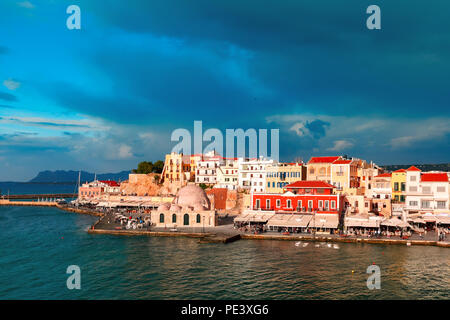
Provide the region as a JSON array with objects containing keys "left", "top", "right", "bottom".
[{"left": 0, "top": 206, "right": 448, "bottom": 299}]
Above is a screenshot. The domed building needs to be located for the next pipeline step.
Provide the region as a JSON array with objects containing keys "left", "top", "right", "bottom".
[
  {"left": 152, "top": 184, "right": 217, "bottom": 228},
  {"left": 175, "top": 184, "right": 211, "bottom": 210}
]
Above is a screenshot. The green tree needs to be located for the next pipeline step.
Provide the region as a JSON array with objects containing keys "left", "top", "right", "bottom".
[
  {"left": 133, "top": 161, "right": 154, "bottom": 174},
  {"left": 132, "top": 160, "right": 164, "bottom": 174},
  {"left": 152, "top": 160, "right": 164, "bottom": 174}
]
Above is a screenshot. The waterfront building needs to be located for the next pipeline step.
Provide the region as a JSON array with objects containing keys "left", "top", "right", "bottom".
[
  {"left": 405, "top": 169, "right": 449, "bottom": 215},
  {"left": 215, "top": 158, "right": 240, "bottom": 190},
  {"left": 265, "top": 162, "right": 307, "bottom": 194},
  {"left": 330, "top": 159, "right": 359, "bottom": 193},
  {"left": 78, "top": 180, "right": 120, "bottom": 200},
  {"left": 373, "top": 173, "right": 392, "bottom": 199},
  {"left": 357, "top": 161, "right": 382, "bottom": 198},
  {"left": 247, "top": 181, "right": 342, "bottom": 234},
  {"left": 195, "top": 151, "right": 223, "bottom": 186},
  {"left": 306, "top": 156, "right": 342, "bottom": 183},
  {"left": 151, "top": 184, "right": 217, "bottom": 228},
  {"left": 251, "top": 181, "right": 342, "bottom": 214},
  {"left": 161, "top": 152, "right": 192, "bottom": 183},
  {"left": 238, "top": 157, "right": 274, "bottom": 193},
  {"left": 391, "top": 169, "right": 407, "bottom": 203}
]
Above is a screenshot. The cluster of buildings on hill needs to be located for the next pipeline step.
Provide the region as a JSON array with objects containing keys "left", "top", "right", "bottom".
[{"left": 77, "top": 151, "right": 450, "bottom": 234}]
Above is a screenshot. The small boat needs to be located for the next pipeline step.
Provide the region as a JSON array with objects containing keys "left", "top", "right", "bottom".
[
  {"left": 327, "top": 243, "right": 332, "bottom": 248},
  {"left": 333, "top": 244, "right": 340, "bottom": 249},
  {"left": 315, "top": 244, "right": 320, "bottom": 247},
  {"left": 406, "top": 242, "right": 411, "bottom": 246},
  {"left": 295, "top": 241, "right": 301, "bottom": 247},
  {"left": 302, "top": 243, "right": 309, "bottom": 247}
]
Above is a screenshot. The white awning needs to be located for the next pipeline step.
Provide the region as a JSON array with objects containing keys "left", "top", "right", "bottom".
[{"left": 309, "top": 214, "right": 339, "bottom": 229}]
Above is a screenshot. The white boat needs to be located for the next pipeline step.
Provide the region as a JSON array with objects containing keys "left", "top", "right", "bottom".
[
  {"left": 315, "top": 244, "right": 320, "bottom": 247},
  {"left": 327, "top": 243, "right": 332, "bottom": 248},
  {"left": 302, "top": 243, "right": 309, "bottom": 247},
  {"left": 295, "top": 241, "right": 301, "bottom": 247},
  {"left": 333, "top": 244, "right": 340, "bottom": 249}
]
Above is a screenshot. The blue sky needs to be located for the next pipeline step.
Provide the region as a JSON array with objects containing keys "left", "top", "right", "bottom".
[{"left": 0, "top": 0, "right": 449, "bottom": 181}]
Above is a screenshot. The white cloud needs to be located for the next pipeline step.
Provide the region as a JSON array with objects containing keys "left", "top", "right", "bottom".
[
  {"left": 327, "top": 140, "right": 354, "bottom": 151},
  {"left": 3, "top": 79, "right": 21, "bottom": 90},
  {"left": 290, "top": 122, "right": 311, "bottom": 137},
  {"left": 17, "top": 1, "right": 34, "bottom": 9},
  {"left": 118, "top": 144, "right": 133, "bottom": 159}
]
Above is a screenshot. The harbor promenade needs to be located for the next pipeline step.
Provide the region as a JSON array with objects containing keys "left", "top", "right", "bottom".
[{"left": 87, "top": 212, "right": 450, "bottom": 247}]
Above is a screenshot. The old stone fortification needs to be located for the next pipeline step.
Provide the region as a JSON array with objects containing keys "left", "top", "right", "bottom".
[{"left": 120, "top": 173, "right": 163, "bottom": 196}]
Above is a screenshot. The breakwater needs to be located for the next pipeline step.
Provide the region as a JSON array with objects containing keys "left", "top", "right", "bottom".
[{"left": 0, "top": 200, "right": 57, "bottom": 206}]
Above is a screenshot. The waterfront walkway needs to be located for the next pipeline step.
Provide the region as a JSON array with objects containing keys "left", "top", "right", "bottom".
[{"left": 88, "top": 213, "right": 450, "bottom": 247}]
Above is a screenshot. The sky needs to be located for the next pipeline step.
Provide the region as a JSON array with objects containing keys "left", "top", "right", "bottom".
[{"left": 0, "top": 0, "right": 449, "bottom": 181}]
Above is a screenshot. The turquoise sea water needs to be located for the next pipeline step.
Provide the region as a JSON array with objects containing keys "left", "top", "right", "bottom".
[{"left": 0, "top": 205, "right": 449, "bottom": 300}]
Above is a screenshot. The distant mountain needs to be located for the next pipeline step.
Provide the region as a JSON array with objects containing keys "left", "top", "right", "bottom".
[
  {"left": 381, "top": 163, "right": 450, "bottom": 172},
  {"left": 29, "top": 170, "right": 130, "bottom": 183}
]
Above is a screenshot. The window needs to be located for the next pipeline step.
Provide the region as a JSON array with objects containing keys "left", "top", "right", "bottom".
[
  {"left": 409, "top": 201, "right": 418, "bottom": 207},
  {"left": 266, "top": 199, "right": 270, "bottom": 209},
  {"left": 297, "top": 200, "right": 302, "bottom": 210},
  {"left": 409, "top": 186, "right": 417, "bottom": 192},
  {"left": 422, "top": 186, "right": 431, "bottom": 193},
  {"left": 421, "top": 201, "right": 431, "bottom": 209},
  {"left": 437, "top": 201, "right": 446, "bottom": 209},
  {"left": 159, "top": 213, "right": 165, "bottom": 223},
  {"left": 394, "top": 182, "right": 399, "bottom": 191},
  {"left": 255, "top": 199, "right": 260, "bottom": 209},
  {"left": 324, "top": 200, "right": 329, "bottom": 209},
  {"left": 183, "top": 214, "right": 190, "bottom": 225},
  {"left": 410, "top": 175, "right": 416, "bottom": 181},
  {"left": 308, "top": 200, "right": 313, "bottom": 211},
  {"left": 318, "top": 200, "right": 323, "bottom": 209},
  {"left": 287, "top": 200, "right": 292, "bottom": 208},
  {"left": 437, "top": 186, "right": 446, "bottom": 193},
  {"left": 276, "top": 199, "right": 281, "bottom": 208},
  {"left": 401, "top": 183, "right": 406, "bottom": 191},
  {"left": 172, "top": 214, "right": 177, "bottom": 223},
  {"left": 196, "top": 214, "right": 201, "bottom": 223},
  {"left": 331, "top": 201, "right": 336, "bottom": 209}
]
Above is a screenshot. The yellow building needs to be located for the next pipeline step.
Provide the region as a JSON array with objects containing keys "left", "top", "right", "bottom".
[
  {"left": 266, "top": 162, "right": 307, "bottom": 193},
  {"left": 391, "top": 169, "right": 406, "bottom": 202},
  {"left": 161, "top": 152, "right": 191, "bottom": 183},
  {"left": 330, "top": 159, "right": 359, "bottom": 194},
  {"left": 307, "top": 156, "right": 342, "bottom": 183}
]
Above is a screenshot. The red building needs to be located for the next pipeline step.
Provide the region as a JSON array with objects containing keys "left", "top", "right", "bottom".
[{"left": 252, "top": 181, "right": 342, "bottom": 214}]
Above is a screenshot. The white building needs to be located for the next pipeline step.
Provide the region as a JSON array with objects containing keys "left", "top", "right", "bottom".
[
  {"left": 195, "top": 151, "right": 223, "bottom": 185},
  {"left": 238, "top": 157, "right": 275, "bottom": 193},
  {"left": 405, "top": 167, "right": 449, "bottom": 215},
  {"left": 372, "top": 173, "right": 392, "bottom": 200},
  {"left": 215, "top": 158, "right": 241, "bottom": 190}
]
